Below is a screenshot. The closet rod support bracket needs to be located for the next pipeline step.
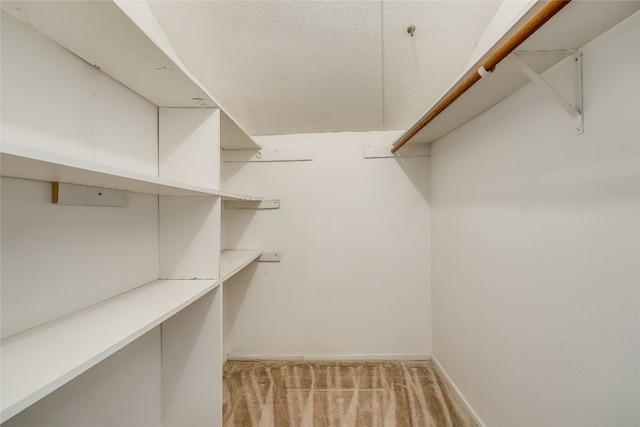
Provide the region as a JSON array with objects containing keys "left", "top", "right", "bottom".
[{"left": 512, "top": 50, "right": 583, "bottom": 135}]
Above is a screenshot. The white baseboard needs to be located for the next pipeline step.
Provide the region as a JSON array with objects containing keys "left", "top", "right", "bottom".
[
  {"left": 227, "top": 353, "right": 431, "bottom": 362},
  {"left": 431, "top": 355, "right": 486, "bottom": 427}
]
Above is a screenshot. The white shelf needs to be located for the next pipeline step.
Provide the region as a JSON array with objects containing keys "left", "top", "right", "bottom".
[
  {"left": 220, "top": 250, "right": 262, "bottom": 282},
  {"left": 1, "top": 0, "right": 261, "bottom": 150},
  {"left": 403, "top": 0, "right": 639, "bottom": 145},
  {"left": 2, "top": 0, "right": 212, "bottom": 109},
  {"left": 0, "top": 142, "right": 262, "bottom": 201},
  {"left": 219, "top": 191, "right": 263, "bottom": 202},
  {"left": 221, "top": 111, "right": 262, "bottom": 150},
  {"left": 0, "top": 279, "right": 219, "bottom": 423}
]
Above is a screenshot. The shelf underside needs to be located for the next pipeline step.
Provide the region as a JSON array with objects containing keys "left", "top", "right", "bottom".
[
  {"left": 1, "top": 1, "right": 213, "bottom": 108},
  {"left": 1, "top": 1, "right": 261, "bottom": 151},
  {"left": 221, "top": 111, "right": 261, "bottom": 150},
  {"left": 407, "top": 0, "right": 639, "bottom": 145}
]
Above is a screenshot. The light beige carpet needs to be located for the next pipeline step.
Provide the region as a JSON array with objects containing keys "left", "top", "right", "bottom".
[{"left": 223, "top": 360, "right": 477, "bottom": 427}]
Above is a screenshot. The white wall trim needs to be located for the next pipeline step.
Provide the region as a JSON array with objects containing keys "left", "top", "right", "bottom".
[
  {"left": 431, "top": 355, "right": 486, "bottom": 427},
  {"left": 227, "top": 354, "right": 431, "bottom": 362}
]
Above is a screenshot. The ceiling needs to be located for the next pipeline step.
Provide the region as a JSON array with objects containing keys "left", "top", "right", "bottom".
[{"left": 148, "top": 1, "right": 502, "bottom": 136}]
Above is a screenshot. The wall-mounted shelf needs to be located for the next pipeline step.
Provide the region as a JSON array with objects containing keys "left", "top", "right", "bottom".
[
  {"left": 1, "top": 142, "right": 261, "bottom": 201},
  {"left": 2, "top": 1, "right": 210, "bottom": 108},
  {"left": 1, "top": 0, "right": 260, "bottom": 150},
  {"left": 221, "top": 111, "right": 261, "bottom": 150},
  {"left": 0, "top": 279, "right": 219, "bottom": 423},
  {"left": 398, "top": 0, "right": 639, "bottom": 146},
  {"left": 220, "top": 192, "right": 263, "bottom": 202},
  {"left": 220, "top": 250, "right": 262, "bottom": 282}
]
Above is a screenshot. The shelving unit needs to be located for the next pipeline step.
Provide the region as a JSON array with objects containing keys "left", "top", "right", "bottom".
[
  {"left": 0, "top": 280, "right": 219, "bottom": 423},
  {"left": 0, "top": 247, "right": 267, "bottom": 424},
  {"left": 0, "top": 0, "right": 260, "bottom": 148},
  {"left": 0, "top": 0, "right": 208, "bottom": 108},
  {"left": 396, "top": 0, "right": 640, "bottom": 146},
  {"left": 0, "top": 2, "right": 270, "bottom": 425}
]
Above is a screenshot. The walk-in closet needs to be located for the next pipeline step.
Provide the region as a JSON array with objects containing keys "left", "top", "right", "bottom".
[{"left": 1, "top": 1, "right": 638, "bottom": 425}]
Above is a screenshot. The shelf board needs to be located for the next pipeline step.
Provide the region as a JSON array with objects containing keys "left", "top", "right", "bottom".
[
  {"left": 1, "top": 0, "right": 213, "bottom": 108},
  {"left": 1, "top": 0, "right": 261, "bottom": 150},
  {"left": 220, "top": 250, "right": 262, "bottom": 282},
  {"left": 0, "top": 142, "right": 262, "bottom": 201},
  {"left": 403, "top": 0, "right": 639, "bottom": 145},
  {"left": 220, "top": 191, "right": 263, "bottom": 202},
  {"left": 221, "top": 111, "right": 261, "bottom": 150},
  {"left": 0, "top": 279, "right": 219, "bottom": 423}
]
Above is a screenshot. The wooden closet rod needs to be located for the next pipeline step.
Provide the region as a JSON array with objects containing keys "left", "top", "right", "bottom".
[{"left": 390, "top": 0, "right": 572, "bottom": 154}]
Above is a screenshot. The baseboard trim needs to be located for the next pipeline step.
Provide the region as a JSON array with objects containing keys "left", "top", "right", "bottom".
[
  {"left": 227, "top": 353, "right": 431, "bottom": 362},
  {"left": 431, "top": 355, "right": 486, "bottom": 427}
]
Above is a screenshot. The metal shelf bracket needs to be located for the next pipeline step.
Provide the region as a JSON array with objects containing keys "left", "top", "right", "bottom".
[{"left": 512, "top": 50, "right": 584, "bottom": 134}]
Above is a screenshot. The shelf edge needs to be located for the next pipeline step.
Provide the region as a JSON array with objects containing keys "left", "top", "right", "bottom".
[
  {"left": 0, "top": 141, "right": 246, "bottom": 197},
  {"left": 220, "top": 250, "right": 262, "bottom": 283}
]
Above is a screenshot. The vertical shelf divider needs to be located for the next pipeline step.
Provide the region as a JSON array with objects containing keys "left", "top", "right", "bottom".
[{"left": 158, "top": 107, "right": 223, "bottom": 426}]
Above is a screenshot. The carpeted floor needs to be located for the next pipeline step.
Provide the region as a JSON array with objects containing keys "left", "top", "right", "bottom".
[{"left": 223, "top": 359, "right": 478, "bottom": 427}]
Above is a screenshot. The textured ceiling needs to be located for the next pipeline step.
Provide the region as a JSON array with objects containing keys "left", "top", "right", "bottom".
[{"left": 148, "top": 1, "right": 501, "bottom": 136}]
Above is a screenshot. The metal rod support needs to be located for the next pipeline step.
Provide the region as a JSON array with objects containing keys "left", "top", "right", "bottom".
[{"left": 511, "top": 53, "right": 580, "bottom": 117}]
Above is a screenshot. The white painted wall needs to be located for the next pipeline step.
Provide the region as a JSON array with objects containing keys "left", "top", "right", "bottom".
[
  {"left": 431, "top": 12, "right": 639, "bottom": 426},
  {"left": 222, "top": 131, "right": 431, "bottom": 359}
]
